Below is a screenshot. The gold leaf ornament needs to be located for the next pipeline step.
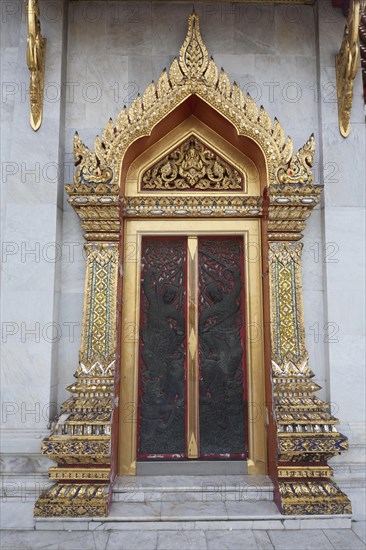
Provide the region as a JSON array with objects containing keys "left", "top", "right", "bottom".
[{"left": 142, "top": 135, "right": 243, "bottom": 191}]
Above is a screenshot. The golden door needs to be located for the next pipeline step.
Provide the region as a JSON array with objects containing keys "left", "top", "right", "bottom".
[{"left": 119, "top": 219, "right": 266, "bottom": 476}]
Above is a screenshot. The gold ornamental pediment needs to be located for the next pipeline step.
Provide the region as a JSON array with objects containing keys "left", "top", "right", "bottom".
[
  {"left": 141, "top": 134, "right": 244, "bottom": 192},
  {"left": 66, "top": 12, "right": 321, "bottom": 242},
  {"left": 66, "top": 11, "right": 316, "bottom": 197}
]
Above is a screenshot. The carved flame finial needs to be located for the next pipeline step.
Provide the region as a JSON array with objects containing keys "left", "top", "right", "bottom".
[{"left": 179, "top": 12, "right": 209, "bottom": 78}]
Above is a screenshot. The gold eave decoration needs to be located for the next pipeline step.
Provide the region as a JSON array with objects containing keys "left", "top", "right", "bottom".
[
  {"left": 27, "top": 0, "right": 46, "bottom": 131},
  {"left": 336, "top": 0, "right": 361, "bottom": 138}
]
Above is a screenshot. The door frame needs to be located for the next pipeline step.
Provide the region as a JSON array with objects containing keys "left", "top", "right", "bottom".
[
  {"left": 118, "top": 218, "right": 266, "bottom": 476},
  {"left": 36, "top": 12, "right": 349, "bottom": 519}
]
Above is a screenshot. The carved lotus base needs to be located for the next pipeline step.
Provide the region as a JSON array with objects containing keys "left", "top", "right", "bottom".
[
  {"left": 278, "top": 480, "right": 352, "bottom": 515},
  {"left": 34, "top": 483, "right": 110, "bottom": 517}
]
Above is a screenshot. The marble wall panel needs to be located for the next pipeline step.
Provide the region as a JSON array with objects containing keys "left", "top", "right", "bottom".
[
  {"left": 275, "top": 4, "right": 315, "bottom": 57},
  {"left": 56, "top": 292, "right": 84, "bottom": 405},
  {"left": 233, "top": 4, "right": 275, "bottom": 56},
  {"left": 322, "top": 205, "right": 365, "bottom": 304},
  {"left": 322, "top": 207, "right": 366, "bottom": 424},
  {"left": 2, "top": 204, "right": 59, "bottom": 291},
  {"left": 106, "top": 2, "right": 153, "bottom": 56},
  {"left": 85, "top": 55, "right": 129, "bottom": 128},
  {"left": 327, "top": 334, "right": 365, "bottom": 423},
  {"left": 151, "top": 2, "right": 189, "bottom": 56},
  {"left": 0, "top": 0, "right": 23, "bottom": 49},
  {"left": 1, "top": 2, "right": 68, "bottom": 466},
  {"left": 317, "top": 3, "right": 345, "bottom": 67},
  {"left": 303, "top": 288, "right": 327, "bottom": 402},
  {"left": 127, "top": 55, "right": 176, "bottom": 104},
  {"left": 322, "top": 123, "right": 366, "bottom": 208},
  {"left": 1, "top": 46, "right": 18, "bottom": 158},
  {"left": 67, "top": 1, "right": 107, "bottom": 57},
  {"left": 302, "top": 207, "right": 324, "bottom": 292}
]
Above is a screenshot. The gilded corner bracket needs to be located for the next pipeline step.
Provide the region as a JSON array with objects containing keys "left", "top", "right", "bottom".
[
  {"left": 27, "top": 0, "right": 46, "bottom": 131},
  {"left": 35, "top": 11, "right": 351, "bottom": 518},
  {"left": 336, "top": 0, "right": 362, "bottom": 138}
]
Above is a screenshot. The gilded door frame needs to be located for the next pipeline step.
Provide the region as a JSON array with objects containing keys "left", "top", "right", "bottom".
[
  {"left": 35, "top": 13, "right": 351, "bottom": 518},
  {"left": 119, "top": 219, "right": 266, "bottom": 476}
]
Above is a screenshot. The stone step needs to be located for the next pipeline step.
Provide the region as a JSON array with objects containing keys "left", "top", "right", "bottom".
[
  {"left": 113, "top": 474, "right": 274, "bottom": 502},
  {"left": 30, "top": 474, "right": 352, "bottom": 532},
  {"left": 34, "top": 498, "right": 352, "bottom": 531},
  {"left": 137, "top": 460, "right": 248, "bottom": 476},
  {"left": 109, "top": 499, "right": 280, "bottom": 521}
]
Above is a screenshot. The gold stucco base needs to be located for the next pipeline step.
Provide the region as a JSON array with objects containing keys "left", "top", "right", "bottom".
[
  {"left": 34, "top": 484, "right": 110, "bottom": 517},
  {"left": 279, "top": 480, "right": 352, "bottom": 515}
]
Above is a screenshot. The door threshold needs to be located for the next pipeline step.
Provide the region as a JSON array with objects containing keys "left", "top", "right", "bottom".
[{"left": 137, "top": 460, "right": 248, "bottom": 476}]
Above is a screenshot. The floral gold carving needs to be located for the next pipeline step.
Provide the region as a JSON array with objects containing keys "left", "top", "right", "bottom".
[
  {"left": 66, "top": 12, "right": 313, "bottom": 195},
  {"left": 269, "top": 243, "right": 305, "bottom": 359},
  {"left": 122, "top": 195, "right": 261, "bottom": 218},
  {"left": 141, "top": 135, "right": 243, "bottom": 191},
  {"left": 278, "top": 481, "right": 352, "bottom": 515},
  {"left": 276, "top": 134, "right": 315, "bottom": 185}
]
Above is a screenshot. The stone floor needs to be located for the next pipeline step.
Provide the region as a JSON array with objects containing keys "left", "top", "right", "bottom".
[{"left": 0, "top": 522, "right": 365, "bottom": 550}]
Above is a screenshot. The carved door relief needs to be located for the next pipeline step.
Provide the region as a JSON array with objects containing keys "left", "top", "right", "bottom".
[
  {"left": 198, "top": 238, "right": 246, "bottom": 457},
  {"left": 138, "top": 238, "right": 187, "bottom": 458},
  {"left": 137, "top": 236, "right": 247, "bottom": 460}
]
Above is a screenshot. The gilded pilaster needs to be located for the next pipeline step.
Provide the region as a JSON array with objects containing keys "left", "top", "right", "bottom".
[
  {"left": 34, "top": 244, "right": 119, "bottom": 517},
  {"left": 268, "top": 241, "right": 351, "bottom": 514}
]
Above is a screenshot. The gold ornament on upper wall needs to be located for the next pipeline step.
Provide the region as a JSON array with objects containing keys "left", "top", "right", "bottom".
[
  {"left": 141, "top": 135, "right": 244, "bottom": 191},
  {"left": 26, "top": 0, "right": 46, "bottom": 131},
  {"left": 336, "top": 0, "right": 362, "bottom": 138},
  {"left": 66, "top": 11, "right": 321, "bottom": 244}
]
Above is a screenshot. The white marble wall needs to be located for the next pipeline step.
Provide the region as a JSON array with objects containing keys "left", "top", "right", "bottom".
[
  {"left": 1, "top": 0, "right": 67, "bottom": 473},
  {"left": 1, "top": 0, "right": 365, "bottom": 520}
]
